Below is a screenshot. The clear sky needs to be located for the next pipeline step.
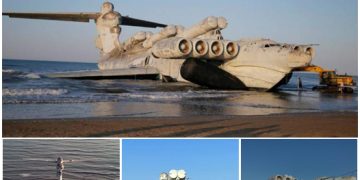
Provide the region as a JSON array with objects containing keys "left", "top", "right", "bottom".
[
  {"left": 242, "top": 139, "right": 357, "bottom": 180},
  {"left": 122, "top": 139, "right": 239, "bottom": 180},
  {"left": 2, "top": 0, "right": 358, "bottom": 75}
]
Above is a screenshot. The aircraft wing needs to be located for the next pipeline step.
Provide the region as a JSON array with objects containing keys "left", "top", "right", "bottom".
[
  {"left": 121, "top": 16, "right": 167, "bottom": 28},
  {"left": 3, "top": 12, "right": 167, "bottom": 27},
  {"left": 2, "top": 12, "right": 100, "bottom": 22},
  {"left": 46, "top": 67, "right": 160, "bottom": 80}
]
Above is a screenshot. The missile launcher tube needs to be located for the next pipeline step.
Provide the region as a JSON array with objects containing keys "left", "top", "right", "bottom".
[
  {"left": 177, "top": 170, "right": 186, "bottom": 180},
  {"left": 123, "top": 31, "right": 148, "bottom": 50},
  {"left": 168, "top": 169, "right": 178, "bottom": 180},
  {"left": 217, "top": 16, "right": 228, "bottom": 29},
  {"left": 159, "top": 173, "right": 168, "bottom": 180},
  {"left": 143, "top": 25, "right": 177, "bottom": 48},
  {"left": 178, "top": 16, "right": 219, "bottom": 38},
  {"left": 175, "top": 25, "right": 185, "bottom": 35}
]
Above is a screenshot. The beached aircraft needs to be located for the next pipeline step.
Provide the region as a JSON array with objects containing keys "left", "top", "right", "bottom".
[{"left": 3, "top": 2, "right": 316, "bottom": 91}]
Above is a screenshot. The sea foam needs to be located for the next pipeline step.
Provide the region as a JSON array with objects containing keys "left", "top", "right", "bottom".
[{"left": 3, "top": 88, "right": 68, "bottom": 96}]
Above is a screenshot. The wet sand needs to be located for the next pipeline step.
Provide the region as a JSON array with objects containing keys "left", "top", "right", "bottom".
[{"left": 3, "top": 112, "right": 357, "bottom": 137}]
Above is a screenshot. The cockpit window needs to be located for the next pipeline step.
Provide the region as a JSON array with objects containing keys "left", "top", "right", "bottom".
[{"left": 264, "top": 44, "right": 280, "bottom": 48}]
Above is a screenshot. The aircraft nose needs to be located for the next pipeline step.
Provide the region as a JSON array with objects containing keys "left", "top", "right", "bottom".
[{"left": 287, "top": 46, "right": 314, "bottom": 68}]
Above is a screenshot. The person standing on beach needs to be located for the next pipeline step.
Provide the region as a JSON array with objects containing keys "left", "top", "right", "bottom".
[
  {"left": 56, "top": 157, "right": 74, "bottom": 180},
  {"left": 56, "top": 157, "right": 64, "bottom": 180},
  {"left": 297, "top": 77, "right": 303, "bottom": 90}
]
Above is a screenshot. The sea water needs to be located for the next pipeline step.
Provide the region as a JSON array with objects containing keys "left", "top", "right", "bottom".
[
  {"left": 3, "top": 139, "right": 119, "bottom": 180},
  {"left": 3, "top": 59, "right": 358, "bottom": 119}
]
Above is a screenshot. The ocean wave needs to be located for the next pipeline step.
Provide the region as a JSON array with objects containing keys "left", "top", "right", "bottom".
[
  {"left": 3, "top": 69, "right": 41, "bottom": 79},
  {"left": 22, "top": 73, "right": 41, "bottom": 79},
  {"left": 2, "top": 90, "right": 237, "bottom": 104},
  {"left": 122, "top": 90, "right": 236, "bottom": 100},
  {"left": 3, "top": 88, "right": 68, "bottom": 96},
  {"left": 3, "top": 69, "right": 16, "bottom": 73},
  {"left": 19, "top": 173, "right": 31, "bottom": 177}
]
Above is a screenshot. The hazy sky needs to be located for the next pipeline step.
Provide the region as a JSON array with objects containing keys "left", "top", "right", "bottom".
[
  {"left": 242, "top": 139, "right": 357, "bottom": 180},
  {"left": 2, "top": 0, "right": 358, "bottom": 75},
  {"left": 122, "top": 139, "right": 239, "bottom": 180}
]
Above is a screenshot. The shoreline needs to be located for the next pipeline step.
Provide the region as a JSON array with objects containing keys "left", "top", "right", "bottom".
[{"left": 3, "top": 112, "right": 357, "bottom": 137}]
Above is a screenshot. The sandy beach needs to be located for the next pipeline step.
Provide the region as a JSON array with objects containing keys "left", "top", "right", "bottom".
[{"left": 3, "top": 112, "right": 357, "bottom": 137}]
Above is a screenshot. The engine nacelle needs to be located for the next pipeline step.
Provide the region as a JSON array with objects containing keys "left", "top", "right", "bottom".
[
  {"left": 202, "top": 39, "right": 224, "bottom": 59},
  {"left": 143, "top": 25, "right": 177, "bottom": 48},
  {"left": 152, "top": 37, "right": 192, "bottom": 58},
  {"left": 222, "top": 41, "right": 240, "bottom": 59},
  {"left": 190, "top": 39, "right": 209, "bottom": 58}
]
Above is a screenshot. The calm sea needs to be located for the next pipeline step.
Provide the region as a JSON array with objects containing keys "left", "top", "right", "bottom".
[
  {"left": 3, "top": 59, "right": 358, "bottom": 119},
  {"left": 3, "top": 139, "right": 120, "bottom": 180}
]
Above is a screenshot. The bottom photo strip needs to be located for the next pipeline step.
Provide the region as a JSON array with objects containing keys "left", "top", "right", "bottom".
[{"left": 3, "top": 139, "right": 357, "bottom": 180}]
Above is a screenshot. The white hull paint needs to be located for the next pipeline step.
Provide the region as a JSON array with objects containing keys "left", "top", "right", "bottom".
[
  {"left": 222, "top": 66, "right": 289, "bottom": 90},
  {"left": 221, "top": 39, "right": 313, "bottom": 90}
]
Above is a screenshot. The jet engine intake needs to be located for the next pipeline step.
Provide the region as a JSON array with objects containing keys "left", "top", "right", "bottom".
[
  {"left": 190, "top": 39, "right": 209, "bottom": 58},
  {"left": 202, "top": 39, "right": 224, "bottom": 59},
  {"left": 222, "top": 41, "right": 239, "bottom": 59},
  {"left": 152, "top": 37, "right": 192, "bottom": 58}
]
